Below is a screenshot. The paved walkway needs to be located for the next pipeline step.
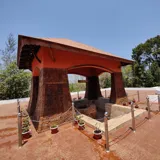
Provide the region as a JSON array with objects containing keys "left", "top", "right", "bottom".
[
  {"left": 109, "top": 112, "right": 160, "bottom": 160},
  {"left": 1, "top": 102, "right": 160, "bottom": 160}
]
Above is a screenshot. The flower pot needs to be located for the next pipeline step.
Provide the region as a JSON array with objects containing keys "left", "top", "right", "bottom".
[
  {"left": 22, "top": 130, "right": 31, "bottom": 139},
  {"left": 93, "top": 129, "right": 102, "bottom": 140},
  {"left": 123, "top": 103, "right": 127, "bottom": 106},
  {"left": 74, "top": 119, "right": 78, "bottom": 125},
  {"left": 50, "top": 126, "right": 59, "bottom": 134},
  {"left": 78, "top": 123, "right": 85, "bottom": 130},
  {"left": 128, "top": 101, "right": 131, "bottom": 105},
  {"left": 135, "top": 105, "right": 139, "bottom": 108}
]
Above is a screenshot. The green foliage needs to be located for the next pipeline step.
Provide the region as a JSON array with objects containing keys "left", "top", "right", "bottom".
[
  {"left": 122, "top": 65, "right": 133, "bottom": 87},
  {"left": 132, "top": 35, "right": 160, "bottom": 87},
  {"left": 22, "top": 117, "right": 30, "bottom": 133},
  {"left": 99, "top": 72, "right": 111, "bottom": 88},
  {"left": 51, "top": 123, "right": 58, "bottom": 128},
  {"left": 0, "top": 33, "right": 16, "bottom": 68},
  {"left": 0, "top": 61, "right": 31, "bottom": 100},
  {"left": 69, "top": 82, "right": 86, "bottom": 92},
  {"left": 0, "top": 34, "right": 31, "bottom": 100}
]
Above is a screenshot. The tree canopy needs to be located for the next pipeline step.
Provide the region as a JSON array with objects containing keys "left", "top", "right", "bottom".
[
  {"left": 132, "top": 35, "right": 160, "bottom": 87},
  {"left": 0, "top": 34, "right": 31, "bottom": 100}
]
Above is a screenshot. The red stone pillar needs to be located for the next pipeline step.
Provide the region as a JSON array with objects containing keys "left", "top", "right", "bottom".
[
  {"left": 110, "top": 72, "right": 127, "bottom": 104},
  {"left": 31, "top": 68, "right": 71, "bottom": 132},
  {"left": 85, "top": 76, "right": 102, "bottom": 100}
]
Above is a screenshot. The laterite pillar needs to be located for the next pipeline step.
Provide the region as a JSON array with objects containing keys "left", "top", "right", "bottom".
[
  {"left": 110, "top": 72, "right": 127, "bottom": 104},
  {"left": 29, "top": 68, "right": 72, "bottom": 132},
  {"left": 85, "top": 76, "right": 102, "bottom": 100}
]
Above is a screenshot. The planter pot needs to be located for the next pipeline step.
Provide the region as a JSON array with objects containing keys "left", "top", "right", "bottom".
[
  {"left": 78, "top": 123, "right": 85, "bottom": 130},
  {"left": 22, "top": 130, "right": 31, "bottom": 139},
  {"left": 50, "top": 126, "right": 59, "bottom": 134},
  {"left": 93, "top": 130, "right": 102, "bottom": 139},
  {"left": 128, "top": 101, "right": 131, "bottom": 105},
  {"left": 135, "top": 105, "right": 139, "bottom": 108},
  {"left": 74, "top": 119, "right": 78, "bottom": 125},
  {"left": 123, "top": 103, "right": 127, "bottom": 106}
]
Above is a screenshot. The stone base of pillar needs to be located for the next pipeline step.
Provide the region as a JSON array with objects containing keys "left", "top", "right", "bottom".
[
  {"left": 110, "top": 72, "right": 128, "bottom": 104},
  {"left": 29, "top": 68, "right": 72, "bottom": 132}
]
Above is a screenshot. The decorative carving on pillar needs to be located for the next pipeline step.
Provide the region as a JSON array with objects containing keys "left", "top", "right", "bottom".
[{"left": 110, "top": 72, "right": 127, "bottom": 104}]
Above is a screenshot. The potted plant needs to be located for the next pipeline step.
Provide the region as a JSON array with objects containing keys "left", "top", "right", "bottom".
[
  {"left": 132, "top": 98, "right": 136, "bottom": 103},
  {"left": 74, "top": 115, "right": 79, "bottom": 125},
  {"left": 135, "top": 103, "right": 139, "bottom": 108},
  {"left": 123, "top": 102, "right": 128, "bottom": 106},
  {"left": 128, "top": 100, "right": 131, "bottom": 105},
  {"left": 93, "top": 123, "right": 102, "bottom": 139},
  {"left": 78, "top": 119, "right": 85, "bottom": 130},
  {"left": 22, "top": 117, "right": 31, "bottom": 139},
  {"left": 50, "top": 123, "right": 59, "bottom": 134}
]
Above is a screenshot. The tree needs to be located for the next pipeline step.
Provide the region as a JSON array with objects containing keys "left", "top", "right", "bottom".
[
  {"left": 132, "top": 35, "right": 160, "bottom": 87},
  {"left": 122, "top": 65, "right": 133, "bottom": 87},
  {"left": 0, "top": 34, "right": 32, "bottom": 100},
  {"left": 0, "top": 61, "right": 31, "bottom": 100},
  {"left": 99, "top": 72, "right": 111, "bottom": 88},
  {"left": 0, "top": 33, "right": 16, "bottom": 68}
]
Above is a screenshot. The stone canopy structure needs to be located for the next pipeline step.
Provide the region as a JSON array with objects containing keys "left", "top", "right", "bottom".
[{"left": 17, "top": 35, "right": 132, "bottom": 131}]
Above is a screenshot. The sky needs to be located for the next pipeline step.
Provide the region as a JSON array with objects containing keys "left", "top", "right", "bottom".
[{"left": 0, "top": 0, "right": 160, "bottom": 61}]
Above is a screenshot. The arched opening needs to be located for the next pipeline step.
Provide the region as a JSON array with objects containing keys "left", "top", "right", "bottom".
[{"left": 68, "top": 65, "right": 112, "bottom": 121}]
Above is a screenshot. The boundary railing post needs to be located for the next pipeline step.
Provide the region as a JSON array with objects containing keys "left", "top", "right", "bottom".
[
  {"left": 131, "top": 101, "right": 136, "bottom": 132},
  {"left": 105, "top": 90, "right": 107, "bottom": 98},
  {"left": 72, "top": 102, "right": 75, "bottom": 126},
  {"left": 146, "top": 97, "right": 151, "bottom": 119},
  {"left": 17, "top": 99, "right": 22, "bottom": 147},
  {"left": 158, "top": 95, "right": 160, "bottom": 112},
  {"left": 104, "top": 112, "right": 109, "bottom": 152},
  {"left": 77, "top": 91, "right": 79, "bottom": 99},
  {"left": 137, "top": 90, "right": 140, "bottom": 102}
]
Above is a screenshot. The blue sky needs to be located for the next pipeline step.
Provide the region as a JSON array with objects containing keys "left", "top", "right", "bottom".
[{"left": 0, "top": 0, "right": 160, "bottom": 60}]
